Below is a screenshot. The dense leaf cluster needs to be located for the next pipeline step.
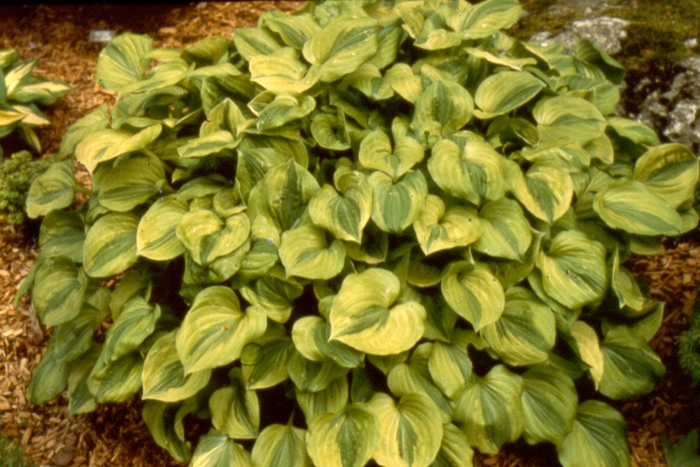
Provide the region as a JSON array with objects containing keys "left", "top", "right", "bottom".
[
  {"left": 0, "top": 150, "right": 50, "bottom": 224},
  {"left": 19, "top": 1, "right": 699, "bottom": 466}
]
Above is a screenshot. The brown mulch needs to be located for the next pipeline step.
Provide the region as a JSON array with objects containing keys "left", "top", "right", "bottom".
[{"left": 0, "top": 2, "right": 698, "bottom": 467}]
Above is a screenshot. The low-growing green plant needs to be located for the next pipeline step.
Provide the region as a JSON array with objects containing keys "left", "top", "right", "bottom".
[
  {"left": 0, "top": 150, "right": 51, "bottom": 225},
  {"left": 0, "top": 49, "right": 70, "bottom": 156},
  {"left": 679, "top": 293, "right": 700, "bottom": 385},
  {"left": 663, "top": 430, "right": 700, "bottom": 467},
  {"left": 0, "top": 434, "right": 36, "bottom": 467},
  {"left": 18, "top": 1, "right": 700, "bottom": 466}
]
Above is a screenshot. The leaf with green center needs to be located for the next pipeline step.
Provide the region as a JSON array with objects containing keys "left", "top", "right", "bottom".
[
  {"left": 87, "top": 351, "right": 144, "bottom": 403},
  {"left": 32, "top": 255, "right": 86, "bottom": 326},
  {"left": 249, "top": 47, "right": 321, "bottom": 94},
  {"left": 83, "top": 212, "right": 139, "bottom": 278},
  {"left": 412, "top": 81, "right": 474, "bottom": 141},
  {"left": 75, "top": 124, "right": 162, "bottom": 174},
  {"left": 369, "top": 392, "right": 443, "bottom": 467},
  {"left": 67, "top": 344, "right": 100, "bottom": 415},
  {"left": 25, "top": 160, "right": 76, "bottom": 219},
  {"left": 369, "top": 170, "right": 427, "bottom": 234},
  {"left": 474, "top": 70, "right": 545, "bottom": 119},
  {"left": 510, "top": 160, "right": 574, "bottom": 224},
  {"left": 142, "top": 400, "right": 192, "bottom": 463},
  {"left": 296, "top": 376, "right": 349, "bottom": 421},
  {"left": 575, "top": 39, "right": 626, "bottom": 84},
  {"left": 26, "top": 339, "right": 69, "bottom": 404},
  {"left": 480, "top": 287, "right": 556, "bottom": 366},
  {"left": 142, "top": 331, "right": 211, "bottom": 402},
  {"left": 118, "top": 59, "right": 189, "bottom": 97},
  {"left": 428, "top": 333, "right": 473, "bottom": 399},
  {"left": 593, "top": 178, "right": 682, "bottom": 236},
  {"left": 569, "top": 321, "right": 605, "bottom": 388},
  {"left": 256, "top": 93, "right": 316, "bottom": 131},
  {"left": 607, "top": 117, "right": 659, "bottom": 147},
  {"left": 39, "top": 210, "right": 85, "bottom": 263},
  {"left": 241, "top": 334, "right": 294, "bottom": 390},
  {"left": 520, "top": 364, "right": 578, "bottom": 445},
  {"left": 292, "top": 316, "right": 364, "bottom": 368},
  {"left": 137, "top": 195, "right": 188, "bottom": 261},
  {"left": 340, "top": 64, "right": 394, "bottom": 101},
  {"left": 251, "top": 424, "right": 311, "bottom": 467},
  {"left": 306, "top": 403, "right": 380, "bottom": 467},
  {"left": 190, "top": 430, "right": 252, "bottom": 467},
  {"left": 556, "top": 400, "right": 630, "bottom": 467},
  {"left": 177, "top": 130, "right": 239, "bottom": 159},
  {"left": 310, "top": 112, "right": 351, "bottom": 151},
  {"left": 210, "top": 368, "right": 259, "bottom": 440},
  {"left": 473, "top": 197, "right": 532, "bottom": 261},
  {"left": 59, "top": 103, "right": 109, "bottom": 158},
  {"left": 414, "top": 195, "right": 481, "bottom": 256},
  {"left": 260, "top": 11, "right": 320, "bottom": 50},
  {"left": 536, "top": 230, "right": 607, "bottom": 309},
  {"left": 302, "top": 17, "right": 380, "bottom": 83},
  {"left": 279, "top": 224, "right": 346, "bottom": 280},
  {"left": 176, "top": 210, "right": 250, "bottom": 266},
  {"left": 442, "top": 263, "right": 505, "bottom": 331},
  {"left": 561, "top": 76, "right": 620, "bottom": 116},
  {"left": 98, "top": 296, "right": 160, "bottom": 364},
  {"left": 359, "top": 130, "right": 423, "bottom": 181},
  {"left": 95, "top": 33, "right": 153, "bottom": 90},
  {"left": 453, "top": 364, "right": 524, "bottom": 454},
  {"left": 240, "top": 266, "right": 304, "bottom": 323},
  {"left": 176, "top": 286, "right": 267, "bottom": 374},
  {"left": 611, "top": 249, "right": 655, "bottom": 315},
  {"left": 329, "top": 268, "right": 426, "bottom": 355},
  {"left": 430, "top": 423, "right": 474, "bottom": 467},
  {"left": 95, "top": 156, "right": 166, "bottom": 212},
  {"left": 633, "top": 143, "right": 699, "bottom": 209},
  {"left": 450, "top": 0, "right": 522, "bottom": 39},
  {"left": 233, "top": 27, "right": 283, "bottom": 62},
  {"left": 533, "top": 95, "right": 606, "bottom": 144},
  {"left": 385, "top": 63, "right": 422, "bottom": 103},
  {"left": 181, "top": 35, "right": 228, "bottom": 67},
  {"left": 427, "top": 138, "right": 508, "bottom": 206},
  {"left": 598, "top": 326, "right": 665, "bottom": 400},
  {"left": 287, "top": 349, "right": 349, "bottom": 393}
]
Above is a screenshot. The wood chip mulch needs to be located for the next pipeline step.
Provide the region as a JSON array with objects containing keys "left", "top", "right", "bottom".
[{"left": 0, "top": 2, "right": 698, "bottom": 467}]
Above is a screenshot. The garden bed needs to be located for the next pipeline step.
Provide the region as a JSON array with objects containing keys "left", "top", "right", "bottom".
[{"left": 0, "top": 2, "right": 698, "bottom": 466}]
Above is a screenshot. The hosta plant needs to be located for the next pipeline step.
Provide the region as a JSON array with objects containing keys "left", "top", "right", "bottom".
[
  {"left": 19, "top": 0, "right": 700, "bottom": 466},
  {"left": 0, "top": 49, "right": 70, "bottom": 155}
]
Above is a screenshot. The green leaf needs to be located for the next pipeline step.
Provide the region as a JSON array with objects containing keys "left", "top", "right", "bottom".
[
  {"left": 412, "top": 81, "right": 474, "bottom": 141},
  {"left": 533, "top": 95, "right": 606, "bottom": 144},
  {"left": 94, "top": 33, "right": 153, "bottom": 90},
  {"left": 450, "top": 0, "right": 522, "bottom": 39},
  {"left": 75, "top": 124, "right": 162, "bottom": 174},
  {"left": 593, "top": 178, "right": 682, "bottom": 236},
  {"left": 306, "top": 403, "right": 380, "bottom": 467},
  {"left": 233, "top": 27, "right": 283, "bottom": 62},
  {"left": 296, "top": 376, "right": 349, "bottom": 420},
  {"left": 557, "top": 400, "right": 630, "bottom": 467},
  {"left": 662, "top": 430, "right": 700, "bottom": 467},
  {"left": 453, "top": 365, "right": 524, "bottom": 454},
  {"left": 287, "top": 349, "right": 349, "bottom": 393},
  {"left": 430, "top": 423, "right": 474, "bottom": 467},
  {"left": 279, "top": 224, "right": 346, "bottom": 280},
  {"left": 83, "top": 212, "right": 139, "bottom": 278},
  {"left": 67, "top": 344, "right": 101, "bottom": 415},
  {"left": 240, "top": 267, "right": 303, "bottom": 323},
  {"left": 32, "top": 255, "right": 87, "bottom": 326},
  {"left": 181, "top": 35, "right": 228, "bottom": 67},
  {"left": 428, "top": 334, "right": 473, "bottom": 399},
  {"left": 251, "top": 424, "right": 311, "bottom": 467},
  {"left": 473, "top": 197, "right": 532, "bottom": 261},
  {"left": 59, "top": 103, "right": 109, "bottom": 158},
  {"left": 442, "top": 264, "right": 505, "bottom": 331},
  {"left": 292, "top": 316, "right": 364, "bottom": 368},
  {"left": 634, "top": 143, "right": 699, "bottom": 209},
  {"left": 241, "top": 334, "right": 294, "bottom": 390},
  {"left": 414, "top": 195, "right": 480, "bottom": 256},
  {"left": 176, "top": 286, "right": 267, "bottom": 374},
  {"left": 210, "top": 369, "right": 259, "bottom": 439},
  {"left": 142, "top": 331, "right": 212, "bottom": 402},
  {"left": 369, "top": 170, "right": 428, "bottom": 234},
  {"left": 95, "top": 155, "right": 166, "bottom": 212},
  {"left": 142, "top": 400, "right": 192, "bottom": 463},
  {"left": 39, "top": 210, "right": 85, "bottom": 263},
  {"left": 474, "top": 70, "right": 545, "bottom": 119},
  {"left": 510, "top": 160, "right": 574, "bottom": 224},
  {"left": 88, "top": 351, "right": 144, "bottom": 404},
  {"left": 25, "top": 160, "right": 76, "bottom": 219},
  {"left": 369, "top": 392, "right": 443, "bottom": 467},
  {"left": 190, "top": 430, "right": 253, "bottom": 467},
  {"left": 359, "top": 130, "right": 424, "bottom": 181},
  {"left": 260, "top": 11, "right": 321, "bottom": 50},
  {"left": 329, "top": 268, "right": 426, "bottom": 355},
  {"left": 249, "top": 47, "right": 321, "bottom": 94},
  {"left": 536, "top": 230, "right": 607, "bottom": 309},
  {"left": 137, "top": 195, "right": 188, "bottom": 261},
  {"left": 176, "top": 210, "right": 250, "bottom": 266},
  {"left": 26, "top": 337, "right": 69, "bottom": 404}
]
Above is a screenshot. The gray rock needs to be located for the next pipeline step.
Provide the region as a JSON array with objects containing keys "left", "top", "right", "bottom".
[{"left": 532, "top": 16, "right": 630, "bottom": 55}]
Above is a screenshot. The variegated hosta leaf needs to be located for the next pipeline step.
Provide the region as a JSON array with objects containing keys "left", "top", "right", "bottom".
[
  {"left": 26, "top": 340, "right": 69, "bottom": 404},
  {"left": 176, "top": 286, "right": 267, "bottom": 374},
  {"left": 310, "top": 112, "right": 351, "bottom": 151},
  {"left": 306, "top": 403, "right": 380, "bottom": 467},
  {"left": 239, "top": 266, "right": 303, "bottom": 323},
  {"left": 95, "top": 155, "right": 166, "bottom": 212},
  {"left": 61, "top": 107, "right": 107, "bottom": 158},
  {"left": 369, "top": 392, "right": 443, "bottom": 467},
  {"left": 32, "top": 255, "right": 87, "bottom": 326},
  {"left": 94, "top": 33, "right": 153, "bottom": 90},
  {"left": 473, "top": 197, "right": 532, "bottom": 261},
  {"left": 26, "top": 160, "right": 76, "bottom": 219},
  {"left": 427, "top": 138, "right": 508, "bottom": 206},
  {"left": 251, "top": 424, "right": 311, "bottom": 467},
  {"left": 633, "top": 143, "right": 699, "bottom": 209},
  {"left": 414, "top": 195, "right": 481, "bottom": 255},
  {"left": 453, "top": 365, "right": 525, "bottom": 454},
  {"left": 598, "top": 327, "right": 665, "bottom": 400},
  {"left": 137, "top": 195, "right": 188, "bottom": 261},
  {"left": 510, "top": 161, "right": 574, "bottom": 224},
  {"left": 260, "top": 11, "right": 320, "bottom": 49},
  {"left": 296, "top": 376, "right": 349, "bottom": 421},
  {"left": 83, "top": 212, "right": 139, "bottom": 278},
  {"left": 428, "top": 337, "right": 473, "bottom": 399},
  {"left": 611, "top": 249, "right": 655, "bottom": 315},
  {"left": 442, "top": 264, "right": 505, "bottom": 331},
  {"left": 533, "top": 95, "right": 606, "bottom": 144},
  {"left": 450, "top": 0, "right": 522, "bottom": 39},
  {"left": 98, "top": 296, "right": 160, "bottom": 364},
  {"left": 359, "top": 130, "right": 424, "bottom": 181},
  {"left": 255, "top": 92, "right": 316, "bottom": 131},
  {"left": 287, "top": 349, "right": 348, "bottom": 393},
  {"left": 176, "top": 210, "right": 250, "bottom": 266},
  {"left": 329, "top": 268, "right": 426, "bottom": 355},
  {"left": 474, "top": 70, "right": 545, "bottom": 119},
  {"left": 302, "top": 17, "right": 380, "bottom": 83},
  {"left": 142, "top": 401, "right": 192, "bottom": 463},
  {"left": 607, "top": 117, "right": 659, "bottom": 147},
  {"left": 241, "top": 334, "right": 294, "bottom": 390},
  {"left": 279, "top": 224, "right": 346, "bottom": 280},
  {"left": 177, "top": 130, "right": 239, "bottom": 159},
  {"left": 556, "top": 401, "right": 630, "bottom": 467},
  {"left": 66, "top": 344, "right": 100, "bottom": 415},
  {"left": 479, "top": 287, "right": 556, "bottom": 366},
  {"left": 309, "top": 169, "right": 372, "bottom": 243},
  {"left": 412, "top": 80, "right": 474, "bottom": 141},
  {"left": 536, "top": 230, "right": 607, "bottom": 309},
  {"left": 249, "top": 47, "right": 321, "bottom": 94},
  {"left": 209, "top": 369, "right": 259, "bottom": 439},
  {"left": 75, "top": 124, "right": 162, "bottom": 174},
  {"left": 430, "top": 423, "right": 474, "bottom": 467},
  {"left": 369, "top": 170, "right": 428, "bottom": 234},
  {"left": 569, "top": 320, "right": 605, "bottom": 388},
  {"left": 142, "top": 331, "right": 212, "bottom": 402},
  {"left": 292, "top": 316, "right": 364, "bottom": 368},
  {"left": 190, "top": 430, "right": 253, "bottom": 467},
  {"left": 520, "top": 364, "right": 578, "bottom": 445},
  {"left": 385, "top": 63, "right": 422, "bottom": 103},
  {"left": 340, "top": 64, "right": 394, "bottom": 101},
  {"left": 88, "top": 351, "right": 144, "bottom": 404},
  {"left": 593, "top": 178, "right": 682, "bottom": 236},
  {"left": 39, "top": 210, "right": 85, "bottom": 263}
]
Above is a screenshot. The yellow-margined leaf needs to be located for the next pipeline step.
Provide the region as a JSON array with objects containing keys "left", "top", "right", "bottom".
[
  {"left": 39, "top": 210, "right": 85, "bottom": 263},
  {"left": 510, "top": 161, "right": 574, "bottom": 224},
  {"left": 474, "top": 70, "right": 545, "bottom": 119},
  {"left": 233, "top": 27, "right": 283, "bottom": 62},
  {"left": 88, "top": 351, "right": 143, "bottom": 404},
  {"left": 59, "top": 103, "right": 109, "bottom": 158},
  {"left": 209, "top": 368, "right": 259, "bottom": 439},
  {"left": 569, "top": 321, "right": 605, "bottom": 388},
  {"left": 26, "top": 160, "right": 76, "bottom": 219},
  {"left": 329, "top": 268, "right": 426, "bottom": 355},
  {"left": 369, "top": 392, "right": 443, "bottom": 467},
  {"left": 430, "top": 423, "right": 474, "bottom": 467},
  {"left": 240, "top": 266, "right": 303, "bottom": 323},
  {"left": 83, "top": 212, "right": 139, "bottom": 278},
  {"left": 137, "top": 195, "right": 188, "bottom": 261},
  {"left": 292, "top": 316, "right": 364, "bottom": 368},
  {"left": 533, "top": 95, "right": 606, "bottom": 144},
  {"left": 176, "top": 286, "right": 267, "bottom": 374},
  {"left": 634, "top": 143, "right": 699, "bottom": 209},
  {"left": 177, "top": 130, "right": 238, "bottom": 159},
  {"left": 241, "top": 334, "right": 293, "bottom": 390},
  {"left": 428, "top": 336, "right": 473, "bottom": 399},
  {"left": 296, "top": 377, "right": 349, "bottom": 421},
  {"left": 369, "top": 170, "right": 427, "bottom": 234},
  {"left": 359, "top": 130, "right": 424, "bottom": 181},
  {"left": 279, "top": 224, "right": 346, "bottom": 280},
  {"left": 251, "top": 424, "right": 311, "bottom": 467},
  {"left": 450, "top": 0, "right": 522, "bottom": 39},
  {"left": 442, "top": 263, "right": 505, "bottom": 331},
  {"left": 142, "top": 400, "right": 192, "bottom": 463},
  {"left": 306, "top": 403, "right": 380, "bottom": 467},
  {"left": 414, "top": 195, "right": 481, "bottom": 256},
  {"left": 95, "top": 33, "right": 153, "bottom": 90},
  {"left": 287, "top": 349, "right": 348, "bottom": 393},
  {"left": 176, "top": 210, "right": 250, "bottom": 266},
  {"left": 412, "top": 81, "right": 474, "bottom": 142},
  {"left": 32, "top": 255, "right": 87, "bottom": 326},
  {"left": 385, "top": 63, "right": 422, "bottom": 103},
  {"left": 95, "top": 155, "right": 166, "bottom": 212},
  {"left": 190, "top": 430, "right": 252, "bottom": 467},
  {"left": 249, "top": 47, "right": 321, "bottom": 94},
  {"left": 611, "top": 249, "right": 655, "bottom": 315},
  {"left": 142, "top": 331, "right": 211, "bottom": 402},
  {"left": 260, "top": 11, "right": 320, "bottom": 50},
  {"left": 256, "top": 92, "right": 316, "bottom": 131},
  {"left": 75, "top": 124, "right": 162, "bottom": 174}
]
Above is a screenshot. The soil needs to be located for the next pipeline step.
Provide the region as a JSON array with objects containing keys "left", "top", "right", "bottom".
[{"left": 0, "top": 2, "right": 699, "bottom": 467}]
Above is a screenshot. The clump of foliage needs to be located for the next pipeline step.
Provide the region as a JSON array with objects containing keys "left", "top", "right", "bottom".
[
  {"left": 0, "top": 151, "right": 51, "bottom": 224},
  {"left": 0, "top": 434, "right": 37, "bottom": 467},
  {"left": 0, "top": 48, "right": 70, "bottom": 156},
  {"left": 19, "top": 0, "right": 700, "bottom": 466},
  {"left": 663, "top": 430, "right": 700, "bottom": 467}
]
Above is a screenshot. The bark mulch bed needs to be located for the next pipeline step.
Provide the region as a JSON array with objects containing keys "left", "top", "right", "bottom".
[{"left": 1, "top": 2, "right": 699, "bottom": 466}]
